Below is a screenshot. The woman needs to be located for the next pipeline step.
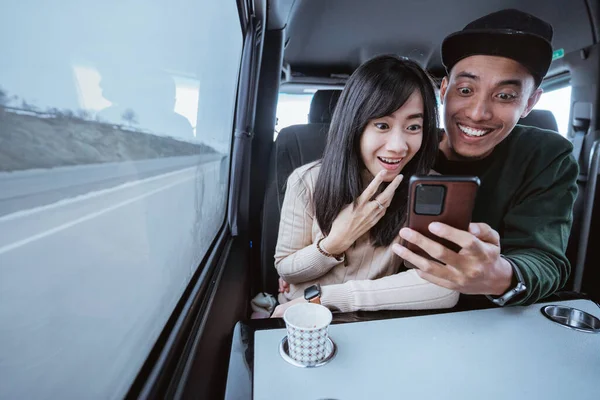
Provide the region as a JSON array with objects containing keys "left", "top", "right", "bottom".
[{"left": 272, "top": 55, "right": 459, "bottom": 317}]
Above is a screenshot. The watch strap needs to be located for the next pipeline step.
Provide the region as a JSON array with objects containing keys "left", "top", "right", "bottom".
[{"left": 486, "top": 256, "right": 527, "bottom": 306}]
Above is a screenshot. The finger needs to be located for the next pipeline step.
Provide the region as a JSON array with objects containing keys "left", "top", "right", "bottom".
[
  {"left": 399, "top": 227, "right": 461, "bottom": 266},
  {"left": 358, "top": 170, "right": 385, "bottom": 204},
  {"left": 369, "top": 203, "right": 387, "bottom": 224},
  {"left": 428, "top": 222, "right": 482, "bottom": 251},
  {"left": 391, "top": 243, "right": 458, "bottom": 282},
  {"left": 414, "top": 269, "right": 459, "bottom": 291},
  {"left": 270, "top": 306, "right": 282, "bottom": 318},
  {"left": 375, "top": 174, "right": 404, "bottom": 206},
  {"left": 468, "top": 223, "right": 500, "bottom": 246}
]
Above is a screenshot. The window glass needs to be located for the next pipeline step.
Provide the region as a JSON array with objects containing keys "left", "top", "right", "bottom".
[
  {"left": 0, "top": 0, "right": 242, "bottom": 398},
  {"left": 274, "top": 93, "right": 314, "bottom": 139},
  {"left": 533, "top": 85, "right": 572, "bottom": 136}
]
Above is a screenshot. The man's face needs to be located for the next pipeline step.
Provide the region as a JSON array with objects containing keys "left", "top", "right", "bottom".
[{"left": 440, "top": 55, "right": 543, "bottom": 160}]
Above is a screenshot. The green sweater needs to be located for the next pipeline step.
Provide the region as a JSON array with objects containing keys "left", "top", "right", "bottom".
[{"left": 434, "top": 125, "right": 579, "bottom": 305}]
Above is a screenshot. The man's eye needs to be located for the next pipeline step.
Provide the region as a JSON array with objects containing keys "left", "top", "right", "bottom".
[
  {"left": 407, "top": 124, "right": 422, "bottom": 132},
  {"left": 458, "top": 87, "right": 472, "bottom": 95},
  {"left": 374, "top": 122, "right": 389, "bottom": 130},
  {"left": 497, "top": 93, "right": 517, "bottom": 101}
]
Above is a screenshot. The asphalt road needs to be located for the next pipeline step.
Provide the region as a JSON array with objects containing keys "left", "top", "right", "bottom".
[{"left": 0, "top": 155, "right": 228, "bottom": 399}]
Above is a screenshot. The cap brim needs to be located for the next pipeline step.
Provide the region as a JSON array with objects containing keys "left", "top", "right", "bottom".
[{"left": 441, "top": 29, "right": 553, "bottom": 83}]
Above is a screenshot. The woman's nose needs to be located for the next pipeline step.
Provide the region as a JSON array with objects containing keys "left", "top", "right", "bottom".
[{"left": 385, "top": 131, "right": 409, "bottom": 154}]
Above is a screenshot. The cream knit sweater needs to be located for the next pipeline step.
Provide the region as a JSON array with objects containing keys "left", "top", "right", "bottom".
[{"left": 275, "top": 161, "right": 459, "bottom": 312}]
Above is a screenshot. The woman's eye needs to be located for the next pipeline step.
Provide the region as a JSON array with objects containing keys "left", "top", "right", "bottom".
[
  {"left": 407, "top": 124, "right": 422, "bottom": 132},
  {"left": 374, "top": 122, "right": 389, "bottom": 130},
  {"left": 496, "top": 92, "right": 517, "bottom": 101},
  {"left": 458, "top": 87, "right": 472, "bottom": 95}
]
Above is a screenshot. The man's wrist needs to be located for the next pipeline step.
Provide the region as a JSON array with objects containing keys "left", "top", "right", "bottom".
[
  {"left": 491, "top": 255, "right": 514, "bottom": 296},
  {"left": 486, "top": 256, "right": 527, "bottom": 306}
]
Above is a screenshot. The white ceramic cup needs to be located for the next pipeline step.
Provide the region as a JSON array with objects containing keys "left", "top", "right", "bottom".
[{"left": 283, "top": 303, "right": 333, "bottom": 365}]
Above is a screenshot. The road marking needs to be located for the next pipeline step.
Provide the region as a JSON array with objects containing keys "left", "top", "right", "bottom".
[
  {"left": 0, "top": 175, "right": 194, "bottom": 255},
  {"left": 0, "top": 163, "right": 216, "bottom": 223}
]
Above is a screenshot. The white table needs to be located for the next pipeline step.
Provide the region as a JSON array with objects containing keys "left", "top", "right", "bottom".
[{"left": 253, "top": 299, "right": 600, "bottom": 400}]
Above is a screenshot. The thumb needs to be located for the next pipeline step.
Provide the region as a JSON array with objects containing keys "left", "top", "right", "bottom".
[{"left": 469, "top": 223, "right": 500, "bottom": 245}]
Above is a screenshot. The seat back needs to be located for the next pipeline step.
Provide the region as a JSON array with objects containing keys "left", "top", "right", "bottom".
[
  {"left": 308, "top": 90, "right": 342, "bottom": 123},
  {"left": 518, "top": 109, "right": 559, "bottom": 132},
  {"left": 259, "top": 90, "right": 341, "bottom": 294}
]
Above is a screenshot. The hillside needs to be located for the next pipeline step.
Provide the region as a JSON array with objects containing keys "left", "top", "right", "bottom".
[{"left": 0, "top": 110, "right": 217, "bottom": 172}]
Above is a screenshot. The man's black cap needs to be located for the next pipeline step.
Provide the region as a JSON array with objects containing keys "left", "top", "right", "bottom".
[{"left": 442, "top": 9, "right": 553, "bottom": 86}]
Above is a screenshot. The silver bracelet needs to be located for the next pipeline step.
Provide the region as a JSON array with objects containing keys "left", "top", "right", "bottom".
[{"left": 486, "top": 256, "right": 527, "bottom": 306}]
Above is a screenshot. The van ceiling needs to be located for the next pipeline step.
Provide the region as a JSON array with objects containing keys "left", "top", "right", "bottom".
[{"left": 268, "top": 0, "right": 596, "bottom": 80}]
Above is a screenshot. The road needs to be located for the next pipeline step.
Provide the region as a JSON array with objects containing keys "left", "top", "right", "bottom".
[
  {"left": 0, "top": 154, "right": 228, "bottom": 399},
  {"left": 0, "top": 153, "right": 223, "bottom": 217}
]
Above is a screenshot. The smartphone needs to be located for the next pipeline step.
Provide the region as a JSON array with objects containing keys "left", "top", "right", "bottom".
[{"left": 403, "top": 175, "right": 480, "bottom": 267}]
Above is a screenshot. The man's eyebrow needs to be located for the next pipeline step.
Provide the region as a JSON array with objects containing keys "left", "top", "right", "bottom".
[
  {"left": 455, "top": 73, "right": 523, "bottom": 88},
  {"left": 455, "top": 72, "right": 478, "bottom": 80},
  {"left": 407, "top": 113, "right": 424, "bottom": 120},
  {"left": 497, "top": 79, "right": 523, "bottom": 88}
]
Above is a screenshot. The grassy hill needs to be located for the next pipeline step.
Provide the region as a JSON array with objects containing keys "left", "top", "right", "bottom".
[{"left": 0, "top": 110, "right": 217, "bottom": 172}]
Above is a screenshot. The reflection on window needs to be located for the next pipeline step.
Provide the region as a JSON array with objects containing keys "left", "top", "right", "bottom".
[
  {"left": 173, "top": 77, "right": 201, "bottom": 137},
  {"left": 533, "top": 86, "right": 572, "bottom": 136},
  {"left": 73, "top": 65, "right": 112, "bottom": 112},
  {"left": 0, "top": 0, "right": 241, "bottom": 398}
]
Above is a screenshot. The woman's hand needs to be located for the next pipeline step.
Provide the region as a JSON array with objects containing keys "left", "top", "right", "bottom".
[
  {"left": 278, "top": 277, "right": 290, "bottom": 293},
  {"left": 322, "top": 171, "right": 404, "bottom": 254},
  {"left": 271, "top": 297, "right": 305, "bottom": 318}
]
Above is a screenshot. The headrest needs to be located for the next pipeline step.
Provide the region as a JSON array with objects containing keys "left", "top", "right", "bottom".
[
  {"left": 519, "top": 109, "right": 558, "bottom": 132},
  {"left": 308, "top": 90, "right": 342, "bottom": 123}
]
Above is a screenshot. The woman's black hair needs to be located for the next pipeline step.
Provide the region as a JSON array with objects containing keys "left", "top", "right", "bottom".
[{"left": 314, "top": 55, "right": 439, "bottom": 247}]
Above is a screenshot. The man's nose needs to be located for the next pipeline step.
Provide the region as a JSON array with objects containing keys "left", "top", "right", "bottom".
[{"left": 465, "top": 94, "right": 493, "bottom": 122}]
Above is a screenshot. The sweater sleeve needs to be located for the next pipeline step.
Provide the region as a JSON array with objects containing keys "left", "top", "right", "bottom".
[
  {"left": 501, "top": 150, "right": 579, "bottom": 305},
  {"left": 274, "top": 169, "right": 341, "bottom": 284},
  {"left": 320, "top": 269, "right": 459, "bottom": 312}
]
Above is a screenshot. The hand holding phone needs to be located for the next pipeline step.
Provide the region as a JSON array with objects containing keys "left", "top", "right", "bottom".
[{"left": 403, "top": 175, "right": 480, "bottom": 266}]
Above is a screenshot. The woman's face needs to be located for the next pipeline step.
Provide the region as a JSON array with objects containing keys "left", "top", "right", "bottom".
[{"left": 359, "top": 90, "right": 424, "bottom": 182}]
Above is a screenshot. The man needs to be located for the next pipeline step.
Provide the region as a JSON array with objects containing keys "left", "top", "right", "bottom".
[{"left": 393, "top": 9, "right": 579, "bottom": 306}]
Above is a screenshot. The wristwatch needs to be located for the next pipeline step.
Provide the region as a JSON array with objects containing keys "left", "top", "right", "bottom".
[
  {"left": 304, "top": 283, "right": 322, "bottom": 304},
  {"left": 486, "top": 256, "right": 527, "bottom": 306}
]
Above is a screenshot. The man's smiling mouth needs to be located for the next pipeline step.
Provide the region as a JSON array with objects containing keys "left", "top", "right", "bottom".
[{"left": 458, "top": 123, "right": 493, "bottom": 137}]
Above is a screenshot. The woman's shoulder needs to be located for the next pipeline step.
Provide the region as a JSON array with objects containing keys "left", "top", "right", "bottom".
[{"left": 288, "top": 160, "right": 322, "bottom": 189}]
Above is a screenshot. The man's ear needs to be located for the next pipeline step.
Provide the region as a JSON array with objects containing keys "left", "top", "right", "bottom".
[
  {"left": 439, "top": 77, "right": 449, "bottom": 105},
  {"left": 520, "top": 88, "right": 543, "bottom": 118}
]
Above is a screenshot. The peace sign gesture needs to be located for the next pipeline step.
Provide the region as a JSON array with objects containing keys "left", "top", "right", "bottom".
[{"left": 320, "top": 171, "right": 404, "bottom": 255}]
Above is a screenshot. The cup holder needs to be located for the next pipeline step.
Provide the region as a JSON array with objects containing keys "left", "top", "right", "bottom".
[{"left": 541, "top": 305, "right": 600, "bottom": 333}]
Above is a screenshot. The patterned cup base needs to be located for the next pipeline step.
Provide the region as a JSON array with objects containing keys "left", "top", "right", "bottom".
[
  {"left": 279, "top": 335, "right": 337, "bottom": 368},
  {"left": 286, "top": 324, "right": 330, "bottom": 364}
]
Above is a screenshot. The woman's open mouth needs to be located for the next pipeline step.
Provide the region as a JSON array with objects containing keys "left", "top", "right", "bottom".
[{"left": 377, "top": 156, "right": 403, "bottom": 170}]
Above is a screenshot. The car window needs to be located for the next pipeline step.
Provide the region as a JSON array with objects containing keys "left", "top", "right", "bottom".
[
  {"left": 533, "top": 85, "right": 572, "bottom": 136},
  {"left": 0, "top": 0, "right": 242, "bottom": 398},
  {"left": 274, "top": 93, "right": 314, "bottom": 139},
  {"left": 275, "top": 84, "right": 572, "bottom": 138}
]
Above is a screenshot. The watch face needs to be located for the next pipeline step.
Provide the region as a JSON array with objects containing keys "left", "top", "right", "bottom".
[{"left": 304, "top": 284, "right": 320, "bottom": 300}]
